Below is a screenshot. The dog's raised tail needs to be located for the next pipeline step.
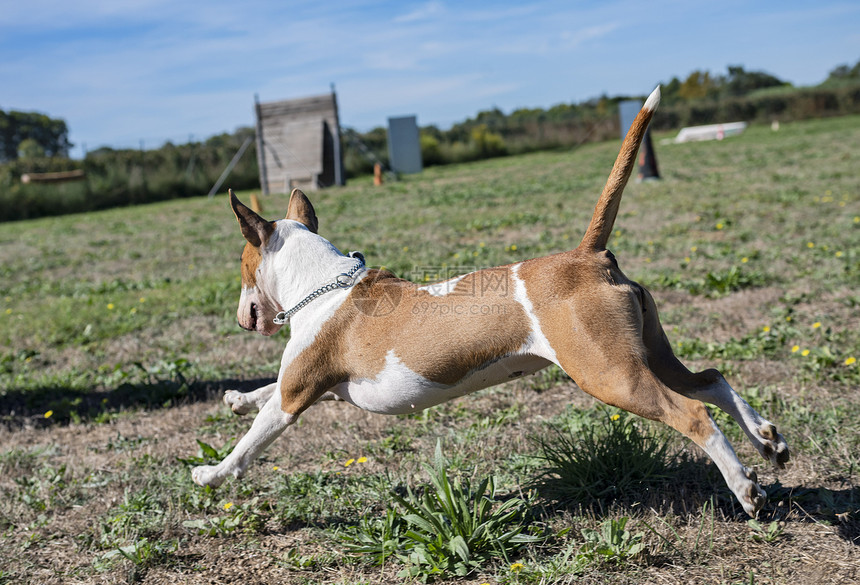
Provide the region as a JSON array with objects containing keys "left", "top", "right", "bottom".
[{"left": 578, "top": 86, "right": 661, "bottom": 251}]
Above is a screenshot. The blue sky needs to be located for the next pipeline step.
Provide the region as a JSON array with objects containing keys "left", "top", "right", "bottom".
[{"left": 2, "top": 0, "right": 858, "bottom": 158}]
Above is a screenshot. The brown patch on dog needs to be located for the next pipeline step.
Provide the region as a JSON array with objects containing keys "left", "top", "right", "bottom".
[
  {"left": 240, "top": 242, "right": 262, "bottom": 289},
  {"left": 275, "top": 268, "right": 533, "bottom": 415}
]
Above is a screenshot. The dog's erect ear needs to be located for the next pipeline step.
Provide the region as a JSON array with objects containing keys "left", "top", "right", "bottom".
[
  {"left": 285, "top": 189, "right": 319, "bottom": 234},
  {"left": 229, "top": 189, "right": 275, "bottom": 248}
]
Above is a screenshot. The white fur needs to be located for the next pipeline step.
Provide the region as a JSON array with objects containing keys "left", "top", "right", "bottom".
[
  {"left": 263, "top": 220, "right": 368, "bottom": 330},
  {"left": 418, "top": 273, "right": 469, "bottom": 297},
  {"left": 193, "top": 390, "right": 296, "bottom": 487},
  {"left": 644, "top": 86, "right": 661, "bottom": 112},
  {"left": 702, "top": 425, "right": 764, "bottom": 517},
  {"left": 510, "top": 264, "right": 558, "bottom": 363},
  {"left": 332, "top": 350, "right": 550, "bottom": 415},
  {"left": 224, "top": 383, "right": 276, "bottom": 415},
  {"left": 686, "top": 376, "right": 788, "bottom": 467}
]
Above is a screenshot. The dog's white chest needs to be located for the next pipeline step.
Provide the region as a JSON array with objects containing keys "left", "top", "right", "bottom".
[{"left": 332, "top": 350, "right": 550, "bottom": 415}]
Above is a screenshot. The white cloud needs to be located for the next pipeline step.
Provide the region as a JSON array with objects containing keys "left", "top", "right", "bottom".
[{"left": 394, "top": 1, "right": 446, "bottom": 23}]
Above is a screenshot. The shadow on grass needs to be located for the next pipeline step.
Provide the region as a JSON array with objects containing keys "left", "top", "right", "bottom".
[
  {"left": 764, "top": 482, "right": 860, "bottom": 545},
  {"left": 530, "top": 456, "right": 860, "bottom": 546},
  {"left": 526, "top": 409, "right": 860, "bottom": 545},
  {"left": 0, "top": 376, "right": 276, "bottom": 429}
]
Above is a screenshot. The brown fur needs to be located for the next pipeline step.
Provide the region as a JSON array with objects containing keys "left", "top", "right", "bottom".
[
  {"left": 277, "top": 268, "right": 533, "bottom": 412},
  {"left": 240, "top": 243, "right": 262, "bottom": 289}
]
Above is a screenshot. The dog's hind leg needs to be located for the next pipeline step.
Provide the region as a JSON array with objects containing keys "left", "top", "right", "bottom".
[
  {"left": 638, "top": 287, "right": 790, "bottom": 469},
  {"left": 224, "top": 382, "right": 277, "bottom": 415},
  {"left": 560, "top": 353, "right": 767, "bottom": 516},
  {"left": 681, "top": 371, "right": 789, "bottom": 469}
]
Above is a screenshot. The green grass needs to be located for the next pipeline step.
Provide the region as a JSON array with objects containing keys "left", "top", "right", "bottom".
[{"left": 0, "top": 115, "right": 859, "bottom": 584}]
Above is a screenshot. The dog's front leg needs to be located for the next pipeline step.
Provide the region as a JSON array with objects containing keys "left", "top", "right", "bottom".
[
  {"left": 224, "top": 382, "right": 277, "bottom": 416},
  {"left": 192, "top": 391, "right": 296, "bottom": 487}
]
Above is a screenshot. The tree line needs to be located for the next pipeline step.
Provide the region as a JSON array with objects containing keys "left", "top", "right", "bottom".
[{"left": 2, "top": 60, "right": 859, "bottom": 222}]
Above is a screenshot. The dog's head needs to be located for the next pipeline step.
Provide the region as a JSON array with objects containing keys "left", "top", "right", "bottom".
[{"left": 229, "top": 188, "right": 319, "bottom": 336}]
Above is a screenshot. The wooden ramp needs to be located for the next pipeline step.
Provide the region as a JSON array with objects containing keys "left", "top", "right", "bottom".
[{"left": 255, "top": 92, "right": 344, "bottom": 193}]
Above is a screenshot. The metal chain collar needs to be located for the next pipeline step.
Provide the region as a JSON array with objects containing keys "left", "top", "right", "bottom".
[{"left": 272, "top": 251, "right": 365, "bottom": 325}]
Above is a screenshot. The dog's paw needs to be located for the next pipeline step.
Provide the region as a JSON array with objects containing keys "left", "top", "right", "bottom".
[
  {"left": 754, "top": 421, "right": 790, "bottom": 469},
  {"left": 740, "top": 468, "right": 767, "bottom": 517},
  {"left": 192, "top": 465, "right": 224, "bottom": 488},
  {"left": 224, "top": 390, "right": 254, "bottom": 416}
]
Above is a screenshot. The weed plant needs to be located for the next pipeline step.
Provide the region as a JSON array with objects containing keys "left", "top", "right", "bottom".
[
  {"left": 340, "top": 442, "right": 544, "bottom": 581},
  {"left": 530, "top": 409, "right": 680, "bottom": 508}
]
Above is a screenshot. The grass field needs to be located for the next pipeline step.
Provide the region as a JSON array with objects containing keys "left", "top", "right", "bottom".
[{"left": 1, "top": 115, "right": 858, "bottom": 584}]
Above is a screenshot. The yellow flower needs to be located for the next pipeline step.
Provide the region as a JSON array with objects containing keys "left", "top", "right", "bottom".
[
  {"left": 402, "top": 246, "right": 409, "bottom": 252},
  {"left": 357, "top": 456, "right": 368, "bottom": 464},
  {"left": 762, "top": 326, "right": 770, "bottom": 333},
  {"left": 139, "top": 297, "right": 146, "bottom": 303},
  {"left": 684, "top": 256, "right": 691, "bottom": 263},
  {"left": 44, "top": 410, "right": 53, "bottom": 419},
  {"left": 611, "top": 414, "right": 621, "bottom": 421},
  {"left": 715, "top": 223, "right": 724, "bottom": 230},
  {"left": 807, "top": 242, "right": 815, "bottom": 249},
  {"left": 479, "top": 242, "right": 486, "bottom": 248},
  {"left": 272, "top": 466, "right": 280, "bottom": 471},
  {"left": 741, "top": 257, "right": 748, "bottom": 263},
  {"left": 510, "top": 562, "right": 524, "bottom": 572},
  {"left": 510, "top": 244, "right": 518, "bottom": 251},
  {"left": 801, "top": 349, "right": 810, "bottom": 357},
  {"left": 107, "top": 303, "right": 115, "bottom": 310},
  {"left": 791, "top": 345, "right": 800, "bottom": 353},
  {"left": 344, "top": 458, "right": 355, "bottom": 467},
  {"left": 224, "top": 502, "right": 234, "bottom": 511},
  {"left": 786, "top": 316, "right": 792, "bottom": 322},
  {"left": 812, "top": 322, "right": 821, "bottom": 329},
  {"left": 4, "top": 308, "right": 10, "bottom": 315},
  {"left": 690, "top": 246, "right": 698, "bottom": 253},
  {"left": 835, "top": 251, "right": 843, "bottom": 258},
  {"left": 845, "top": 357, "right": 857, "bottom": 366}
]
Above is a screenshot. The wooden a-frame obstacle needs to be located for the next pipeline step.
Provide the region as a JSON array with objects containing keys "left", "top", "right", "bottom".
[{"left": 254, "top": 88, "right": 345, "bottom": 194}]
